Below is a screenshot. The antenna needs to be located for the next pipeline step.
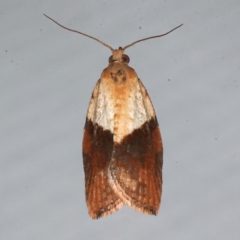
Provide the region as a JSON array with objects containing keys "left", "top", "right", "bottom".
[
  {"left": 123, "top": 24, "right": 183, "bottom": 50},
  {"left": 43, "top": 14, "right": 183, "bottom": 52},
  {"left": 43, "top": 14, "right": 114, "bottom": 51}
]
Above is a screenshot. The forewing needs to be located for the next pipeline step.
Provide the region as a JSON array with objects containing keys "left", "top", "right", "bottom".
[
  {"left": 108, "top": 80, "right": 163, "bottom": 215},
  {"left": 82, "top": 82, "right": 123, "bottom": 219}
]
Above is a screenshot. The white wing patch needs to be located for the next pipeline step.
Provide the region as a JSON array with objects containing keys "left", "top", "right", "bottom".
[{"left": 86, "top": 63, "right": 156, "bottom": 143}]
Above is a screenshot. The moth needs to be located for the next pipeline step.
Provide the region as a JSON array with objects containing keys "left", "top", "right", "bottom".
[{"left": 44, "top": 14, "right": 182, "bottom": 219}]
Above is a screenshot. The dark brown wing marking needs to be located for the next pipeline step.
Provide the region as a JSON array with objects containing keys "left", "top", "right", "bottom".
[
  {"left": 108, "top": 117, "right": 163, "bottom": 215},
  {"left": 83, "top": 119, "right": 123, "bottom": 219}
]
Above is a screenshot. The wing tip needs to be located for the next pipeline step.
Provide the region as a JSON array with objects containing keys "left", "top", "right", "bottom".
[{"left": 88, "top": 200, "right": 124, "bottom": 219}]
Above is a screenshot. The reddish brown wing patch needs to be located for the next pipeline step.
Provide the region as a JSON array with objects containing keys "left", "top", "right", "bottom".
[
  {"left": 108, "top": 117, "right": 163, "bottom": 215},
  {"left": 83, "top": 119, "right": 123, "bottom": 219}
]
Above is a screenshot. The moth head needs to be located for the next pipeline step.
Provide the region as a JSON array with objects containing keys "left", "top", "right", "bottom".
[{"left": 109, "top": 47, "right": 130, "bottom": 64}]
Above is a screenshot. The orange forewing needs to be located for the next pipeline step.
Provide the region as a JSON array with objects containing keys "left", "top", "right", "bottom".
[
  {"left": 108, "top": 118, "right": 163, "bottom": 215},
  {"left": 83, "top": 120, "right": 123, "bottom": 219}
]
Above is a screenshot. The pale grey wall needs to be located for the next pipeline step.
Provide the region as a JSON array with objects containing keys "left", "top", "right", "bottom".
[{"left": 1, "top": 1, "right": 240, "bottom": 239}]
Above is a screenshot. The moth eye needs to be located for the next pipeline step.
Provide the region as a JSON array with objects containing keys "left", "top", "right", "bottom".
[
  {"left": 122, "top": 54, "right": 130, "bottom": 63},
  {"left": 109, "top": 56, "right": 114, "bottom": 63}
]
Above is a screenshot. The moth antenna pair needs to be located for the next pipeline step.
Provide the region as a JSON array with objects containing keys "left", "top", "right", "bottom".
[{"left": 43, "top": 14, "right": 183, "bottom": 53}]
